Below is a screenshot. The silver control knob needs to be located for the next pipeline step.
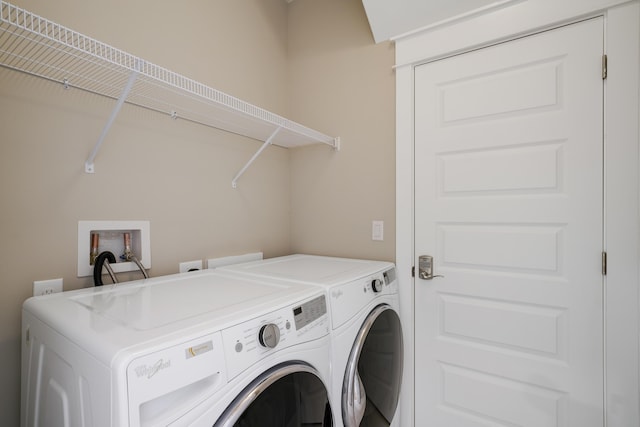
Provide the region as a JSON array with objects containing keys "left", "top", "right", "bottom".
[
  {"left": 258, "top": 324, "right": 280, "bottom": 348},
  {"left": 371, "top": 278, "right": 384, "bottom": 293}
]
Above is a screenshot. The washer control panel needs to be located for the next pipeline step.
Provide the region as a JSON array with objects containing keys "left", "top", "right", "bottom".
[
  {"left": 221, "top": 293, "right": 329, "bottom": 380},
  {"left": 293, "top": 294, "right": 327, "bottom": 330},
  {"left": 258, "top": 323, "right": 280, "bottom": 348}
]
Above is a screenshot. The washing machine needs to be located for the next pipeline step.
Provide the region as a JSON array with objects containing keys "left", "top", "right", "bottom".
[
  {"left": 21, "top": 269, "right": 334, "bottom": 427},
  {"left": 218, "top": 254, "right": 403, "bottom": 427}
]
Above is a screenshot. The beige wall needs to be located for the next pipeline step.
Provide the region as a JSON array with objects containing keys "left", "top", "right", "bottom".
[
  {"left": 0, "top": 0, "right": 395, "bottom": 424},
  {"left": 288, "top": 0, "right": 396, "bottom": 261}
]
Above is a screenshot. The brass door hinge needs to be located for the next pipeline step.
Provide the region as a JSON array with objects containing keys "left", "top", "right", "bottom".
[
  {"left": 602, "top": 251, "right": 607, "bottom": 275},
  {"left": 602, "top": 55, "right": 608, "bottom": 80}
]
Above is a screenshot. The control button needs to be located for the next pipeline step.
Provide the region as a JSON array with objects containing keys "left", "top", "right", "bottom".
[
  {"left": 285, "top": 320, "right": 291, "bottom": 330},
  {"left": 258, "top": 324, "right": 280, "bottom": 348},
  {"left": 371, "top": 278, "right": 384, "bottom": 293},
  {"left": 235, "top": 341, "right": 243, "bottom": 353}
]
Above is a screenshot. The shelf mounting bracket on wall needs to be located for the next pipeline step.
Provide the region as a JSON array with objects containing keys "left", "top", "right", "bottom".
[
  {"left": 84, "top": 61, "right": 142, "bottom": 174},
  {"left": 232, "top": 126, "right": 283, "bottom": 188}
]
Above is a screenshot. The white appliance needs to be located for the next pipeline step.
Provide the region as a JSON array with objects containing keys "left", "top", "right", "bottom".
[
  {"left": 21, "top": 270, "right": 333, "bottom": 427},
  {"left": 218, "top": 254, "right": 403, "bottom": 427}
]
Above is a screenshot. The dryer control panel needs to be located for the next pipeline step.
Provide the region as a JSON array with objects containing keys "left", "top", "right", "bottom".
[
  {"left": 330, "top": 267, "right": 398, "bottom": 330},
  {"left": 221, "top": 293, "right": 329, "bottom": 380}
]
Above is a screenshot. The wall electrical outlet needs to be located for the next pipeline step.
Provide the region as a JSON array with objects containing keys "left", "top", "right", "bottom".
[
  {"left": 179, "top": 260, "right": 203, "bottom": 273},
  {"left": 33, "top": 278, "right": 63, "bottom": 296}
]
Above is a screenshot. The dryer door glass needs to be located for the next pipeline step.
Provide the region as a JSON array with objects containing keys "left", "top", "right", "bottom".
[
  {"left": 343, "top": 304, "right": 403, "bottom": 427},
  {"left": 215, "top": 362, "right": 333, "bottom": 427}
]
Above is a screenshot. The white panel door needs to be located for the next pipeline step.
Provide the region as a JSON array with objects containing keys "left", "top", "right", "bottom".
[{"left": 414, "top": 18, "right": 604, "bottom": 426}]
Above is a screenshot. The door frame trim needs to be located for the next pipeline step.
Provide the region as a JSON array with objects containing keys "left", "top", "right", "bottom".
[{"left": 395, "top": 2, "right": 640, "bottom": 426}]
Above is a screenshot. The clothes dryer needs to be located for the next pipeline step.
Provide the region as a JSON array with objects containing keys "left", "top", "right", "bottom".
[
  {"left": 218, "top": 254, "right": 403, "bottom": 427},
  {"left": 21, "top": 270, "right": 333, "bottom": 427}
]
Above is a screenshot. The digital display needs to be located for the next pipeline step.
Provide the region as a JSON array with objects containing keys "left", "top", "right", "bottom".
[{"left": 293, "top": 295, "right": 326, "bottom": 330}]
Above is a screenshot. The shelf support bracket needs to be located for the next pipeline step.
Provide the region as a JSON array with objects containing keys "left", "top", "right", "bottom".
[
  {"left": 232, "top": 126, "right": 282, "bottom": 188},
  {"left": 85, "top": 62, "right": 141, "bottom": 173}
]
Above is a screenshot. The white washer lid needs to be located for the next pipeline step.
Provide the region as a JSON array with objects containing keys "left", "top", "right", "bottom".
[
  {"left": 23, "top": 270, "right": 319, "bottom": 366},
  {"left": 71, "top": 272, "right": 290, "bottom": 330},
  {"left": 218, "top": 254, "right": 393, "bottom": 287}
]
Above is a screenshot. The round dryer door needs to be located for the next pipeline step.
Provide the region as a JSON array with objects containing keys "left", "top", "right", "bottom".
[
  {"left": 343, "top": 304, "right": 403, "bottom": 427},
  {"left": 215, "top": 362, "right": 333, "bottom": 427}
]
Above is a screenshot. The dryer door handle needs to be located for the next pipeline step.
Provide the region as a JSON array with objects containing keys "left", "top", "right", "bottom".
[
  {"left": 342, "top": 304, "right": 388, "bottom": 427},
  {"left": 352, "top": 370, "right": 366, "bottom": 425},
  {"left": 343, "top": 360, "right": 367, "bottom": 426},
  {"left": 342, "top": 304, "right": 404, "bottom": 427}
]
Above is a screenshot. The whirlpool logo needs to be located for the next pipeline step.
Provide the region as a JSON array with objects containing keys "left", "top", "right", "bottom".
[{"left": 134, "top": 359, "right": 171, "bottom": 379}]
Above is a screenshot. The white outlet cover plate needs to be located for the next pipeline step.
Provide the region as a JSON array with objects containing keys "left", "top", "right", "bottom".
[
  {"left": 372, "top": 220, "right": 384, "bottom": 241},
  {"left": 179, "top": 260, "right": 203, "bottom": 273},
  {"left": 33, "top": 278, "right": 63, "bottom": 296}
]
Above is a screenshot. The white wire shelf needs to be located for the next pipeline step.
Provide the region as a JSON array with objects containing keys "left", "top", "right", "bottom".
[{"left": 0, "top": 1, "right": 339, "bottom": 181}]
